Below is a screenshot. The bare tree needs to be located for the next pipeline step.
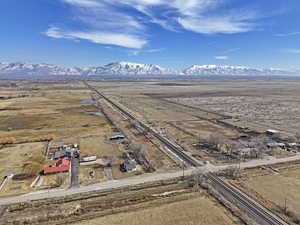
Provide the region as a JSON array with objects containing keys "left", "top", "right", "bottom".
[
  {"left": 103, "top": 155, "right": 118, "bottom": 167},
  {"left": 207, "top": 134, "right": 226, "bottom": 150},
  {"left": 54, "top": 175, "right": 65, "bottom": 187},
  {"left": 129, "top": 141, "right": 143, "bottom": 154},
  {"left": 251, "top": 149, "right": 263, "bottom": 159},
  {"left": 192, "top": 168, "right": 207, "bottom": 190},
  {"left": 249, "top": 135, "right": 272, "bottom": 158},
  {"left": 129, "top": 141, "right": 154, "bottom": 172},
  {"left": 223, "top": 166, "right": 241, "bottom": 179},
  {"left": 295, "top": 132, "right": 300, "bottom": 142},
  {"left": 126, "top": 120, "right": 137, "bottom": 129},
  {"left": 286, "top": 136, "right": 297, "bottom": 143},
  {"left": 224, "top": 140, "right": 240, "bottom": 156}
]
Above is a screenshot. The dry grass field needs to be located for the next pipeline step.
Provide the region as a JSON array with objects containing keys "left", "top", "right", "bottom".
[
  {"left": 0, "top": 142, "right": 46, "bottom": 197},
  {"left": 162, "top": 82, "right": 300, "bottom": 135},
  {"left": 79, "top": 166, "right": 106, "bottom": 185},
  {"left": 91, "top": 80, "right": 300, "bottom": 164},
  {"left": 1, "top": 79, "right": 300, "bottom": 224},
  {"left": 0, "top": 82, "right": 125, "bottom": 195},
  {"left": 0, "top": 179, "right": 240, "bottom": 225},
  {"left": 163, "top": 120, "right": 239, "bottom": 140},
  {"left": 0, "top": 142, "right": 45, "bottom": 178},
  {"left": 1, "top": 80, "right": 300, "bottom": 182},
  {"left": 75, "top": 193, "right": 239, "bottom": 225},
  {"left": 238, "top": 165, "right": 300, "bottom": 217}
]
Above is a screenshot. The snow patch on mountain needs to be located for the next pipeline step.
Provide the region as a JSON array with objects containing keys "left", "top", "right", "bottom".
[
  {"left": 183, "top": 65, "right": 291, "bottom": 76},
  {"left": 0, "top": 61, "right": 297, "bottom": 76}
]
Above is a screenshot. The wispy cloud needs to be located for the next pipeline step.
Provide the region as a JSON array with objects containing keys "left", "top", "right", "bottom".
[
  {"left": 215, "top": 56, "right": 229, "bottom": 60},
  {"left": 45, "top": 26, "right": 67, "bottom": 39},
  {"left": 45, "top": 0, "right": 260, "bottom": 48},
  {"left": 276, "top": 32, "right": 300, "bottom": 37},
  {"left": 282, "top": 49, "right": 300, "bottom": 54},
  {"left": 146, "top": 48, "right": 165, "bottom": 53},
  {"left": 129, "top": 48, "right": 165, "bottom": 56},
  {"left": 63, "top": 0, "right": 100, "bottom": 7},
  {"left": 45, "top": 26, "right": 147, "bottom": 49},
  {"left": 223, "top": 48, "right": 240, "bottom": 54},
  {"left": 178, "top": 12, "right": 256, "bottom": 34}
]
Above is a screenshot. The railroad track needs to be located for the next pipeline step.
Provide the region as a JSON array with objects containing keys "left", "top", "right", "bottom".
[
  {"left": 207, "top": 173, "right": 289, "bottom": 225},
  {"left": 85, "top": 82, "right": 289, "bottom": 225},
  {"left": 85, "top": 82, "right": 201, "bottom": 167}
]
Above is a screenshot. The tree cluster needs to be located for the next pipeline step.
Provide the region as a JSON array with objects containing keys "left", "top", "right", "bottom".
[{"left": 129, "top": 141, "right": 155, "bottom": 172}]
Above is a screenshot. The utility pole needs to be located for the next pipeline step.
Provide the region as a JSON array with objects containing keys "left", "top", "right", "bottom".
[
  {"left": 239, "top": 154, "right": 241, "bottom": 170},
  {"left": 70, "top": 149, "right": 80, "bottom": 188},
  {"left": 182, "top": 162, "right": 185, "bottom": 180},
  {"left": 284, "top": 197, "right": 287, "bottom": 214}
]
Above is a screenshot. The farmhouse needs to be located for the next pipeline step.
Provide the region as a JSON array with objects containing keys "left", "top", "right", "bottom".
[
  {"left": 44, "top": 158, "right": 71, "bottom": 174},
  {"left": 233, "top": 148, "right": 252, "bottom": 156},
  {"left": 51, "top": 143, "right": 80, "bottom": 160},
  {"left": 120, "top": 159, "right": 137, "bottom": 172}
]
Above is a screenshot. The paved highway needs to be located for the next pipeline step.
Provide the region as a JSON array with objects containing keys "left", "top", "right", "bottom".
[{"left": 0, "top": 155, "right": 300, "bottom": 206}]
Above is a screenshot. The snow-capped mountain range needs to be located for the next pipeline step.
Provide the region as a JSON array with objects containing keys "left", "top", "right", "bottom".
[
  {"left": 182, "top": 65, "right": 295, "bottom": 76},
  {"left": 0, "top": 61, "right": 298, "bottom": 76}
]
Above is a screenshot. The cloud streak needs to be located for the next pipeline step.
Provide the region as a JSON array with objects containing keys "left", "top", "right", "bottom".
[
  {"left": 282, "top": 49, "right": 300, "bottom": 54},
  {"left": 129, "top": 48, "right": 165, "bottom": 56},
  {"left": 276, "top": 32, "right": 300, "bottom": 37},
  {"left": 215, "top": 56, "right": 229, "bottom": 60},
  {"left": 63, "top": 0, "right": 100, "bottom": 7},
  {"left": 45, "top": 26, "right": 147, "bottom": 49},
  {"left": 45, "top": 0, "right": 260, "bottom": 48},
  {"left": 223, "top": 48, "right": 240, "bottom": 54}
]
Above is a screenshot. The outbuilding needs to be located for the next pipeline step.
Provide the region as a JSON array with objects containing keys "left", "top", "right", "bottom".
[
  {"left": 81, "top": 156, "right": 97, "bottom": 163},
  {"left": 267, "top": 143, "right": 285, "bottom": 149},
  {"left": 233, "top": 148, "right": 252, "bottom": 156},
  {"left": 110, "top": 134, "right": 125, "bottom": 140},
  {"left": 266, "top": 129, "right": 280, "bottom": 136}
]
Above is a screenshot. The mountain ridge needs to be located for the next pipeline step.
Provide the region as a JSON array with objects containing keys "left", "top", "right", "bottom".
[{"left": 0, "top": 61, "right": 298, "bottom": 76}]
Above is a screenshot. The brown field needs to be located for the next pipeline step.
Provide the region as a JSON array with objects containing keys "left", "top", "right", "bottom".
[
  {"left": 0, "top": 142, "right": 45, "bottom": 178},
  {"left": 237, "top": 165, "right": 300, "bottom": 217},
  {"left": 1, "top": 79, "right": 300, "bottom": 224},
  {"left": 41, "top": 173, "right": 70, "bottom": 189},
  {"left": 89, "top": 80, "right": 300, "bottom": 164},
  {"left": 80, "top": 136, "right": 119, "bottom": 156},
  {"left": 0, "top": 82, "right": 126, "bottom": 195},
  {"left": 95, "top": 81, "right": 300, "bottom": 138},
  {"left": 0, "top": 142, "right": 46, "bottom": 197},
  {"left": 162, "top": 120, "right": 239, "bottom": 141},
  {"left": 76, "top": 194, "right": 238, "bottom": 225},
  {"left": 79, "top": 166, "right": 106, "bottom": 185},
  {"left": 164, "top": 83, "right": 300, "bottom": 136},
  {"left": 1, "top": 79, "right": 300, "bottom": 206},
  {"left": 0, "top": 179, "right": 240, "bottom": 225}
]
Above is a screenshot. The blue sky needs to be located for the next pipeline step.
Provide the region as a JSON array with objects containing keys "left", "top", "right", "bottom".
[{"left": 0, "top": 0, "right": 300, "bottom": 69}]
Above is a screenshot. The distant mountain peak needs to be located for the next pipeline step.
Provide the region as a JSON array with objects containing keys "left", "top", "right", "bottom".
[
  {"left": 0, "top": 61, "right": 297, "bottom": 76},
  {"left": 95, "top": 61, "right": 176, "bottom": 75},
  {"left": 183, "top": 64, "right": 292, "bottom": 76}
]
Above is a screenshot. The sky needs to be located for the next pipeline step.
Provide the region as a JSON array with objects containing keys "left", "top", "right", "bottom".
[{"left": 0, "top": 0, "right": 300, "bottom": 70}]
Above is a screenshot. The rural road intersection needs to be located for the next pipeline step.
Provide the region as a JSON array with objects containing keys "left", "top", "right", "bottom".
[{"left": 0, "top": 154, "right": 300, "bottom": 206}]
